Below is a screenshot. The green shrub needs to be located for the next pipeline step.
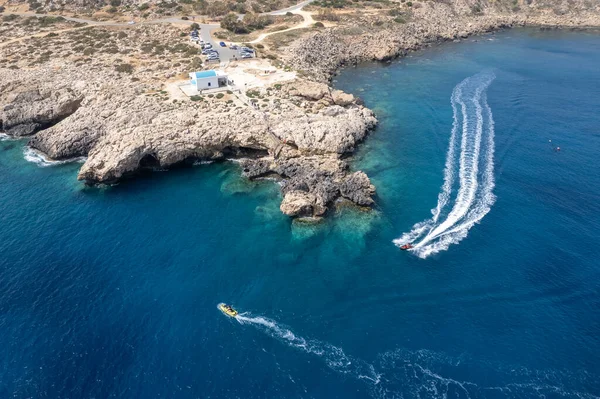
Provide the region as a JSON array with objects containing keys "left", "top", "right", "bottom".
[
  {"left": 216, "top": 93, "right": 224, "bottom": 99},
  {"left": 2, "top": 14, "right": 18, "bottom": 22},
  {"left": 206, "top": 0, "right": 229, "bottom": 16},
  {"left": 393, "top": 16, "right": 406, "bottom": 23},
  {"left": 208, "top": 94, "right": 214, "bottom": 98},
  {"left": 181, "top": 16, "right": 189, "bottom": 20},
  {"left": 83, "top": 47, "right": 95, "bottom": 55},
  {"left": 191, "top": 22, "right": 200, "bottom": 30},
  {"left": 115, "top": 63, "right": 134, "bottom": 73},
  {"left": 314, "top": 21, "right": 324, "bottom": 28},
  {"left": 221, "top": 12, "right": 247, "bottom": 33},
  {"left": 117, "top": 31, "right": 127, "bottom": 39},
  {"left": 138, "top": 3, "right": 150, "bottom": 10},
  {"left": 471, "top": 4, "right": 482, "bottom": 14},
  {"left": 107, "top": 6, "right": 118, "bottom": 13},
  {"left": 255, "top": 43, "right": 264, "bottom": 49},
  {"left": 406, "top": 1, "right": 412, "bottom": 6},
  {"left": 190, "top": 57, "right": 202, "bottom": 69},
  {"left": 110, "top": 0, "right": 121, "bottom": 6},
  {"left": 38, "top": 16, "right": 65, "bottom": 26},
  {"left": 190, "top": 95, "right": 203, "bottom": 101}
]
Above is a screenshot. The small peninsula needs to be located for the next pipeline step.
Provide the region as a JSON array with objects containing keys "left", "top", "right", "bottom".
[{"left": 0, "top": 0, "right": 598, "bottom": 218}]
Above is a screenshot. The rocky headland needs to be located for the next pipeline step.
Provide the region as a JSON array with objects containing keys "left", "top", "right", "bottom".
[
  {"left": 0, "top": 64, "right": 376, "bottom": 218},
  {"left": 1, "top": 0, "right": 599, "bottom": 218}
]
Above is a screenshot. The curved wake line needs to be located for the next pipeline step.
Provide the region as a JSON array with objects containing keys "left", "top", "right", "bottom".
[
  {"left": 393, "top": 72, "right": 496, "bottom": 258},
  {"left": 235, "top": 313, "right": 382, "bottom": 384},
  {"left": 231, "top": 311, "right": 597, "bottom": 399}
]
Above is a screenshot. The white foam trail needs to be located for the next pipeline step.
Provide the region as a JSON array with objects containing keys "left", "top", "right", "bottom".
[
  {"left": 394, "top": 72, "right": 496, "bottom": 258},
  {"left": 23, "top": 147, "right": 86, "bottom": 167},
  {"left": 431, "top": 79, "right": 464, "bottom": 223},
  {"left": 419, "top": 76, "right": 487, "bottom": 243},
  {"left": 416, "top": 91, "right": 497, "bottom": 258},
  {"left": 235, "top": 313, "right": 381, "bottom": 384}
]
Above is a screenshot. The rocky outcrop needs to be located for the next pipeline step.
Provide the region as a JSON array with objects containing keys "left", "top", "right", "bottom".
[
  {"left": 285, "top": 1, "right": 600, "bottom": 82},
  {"left": 340, "top": 171, "right": 376, "bottom": 207},
  {"left": 0, "top": 87, "right": 83, "bottom": 136},
  {"left": 0, "top": 66, "right": 378, "bottom": 217},
  {"left": 280, "top": 191, "right": 319, "bottom": 217}
]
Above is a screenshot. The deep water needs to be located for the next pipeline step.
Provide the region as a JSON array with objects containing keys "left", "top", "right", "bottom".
[{"left": 1, "top": 28, "right": 600, "bottom": 398}]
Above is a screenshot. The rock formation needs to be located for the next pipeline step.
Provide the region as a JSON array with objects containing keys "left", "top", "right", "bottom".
[
  {"left": 0, "top": 66, "right": 377, "bottom": 217},
  {"left": 285, "top": 1, "right": 600, "bottom": 82}
]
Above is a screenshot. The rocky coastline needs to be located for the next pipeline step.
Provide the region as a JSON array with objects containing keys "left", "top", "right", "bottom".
[
  {"left": 0, "top": 66, "right": 376, "bottom": 218},
  {"left": 1, "top": 0, "right": 599, "bottom": 219},
  {"left": 285, "top": 7, "right": 600, "bottom": 83}
]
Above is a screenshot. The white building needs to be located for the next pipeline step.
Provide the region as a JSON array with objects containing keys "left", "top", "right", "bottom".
[{"left": 189, "top": 70, "right": 228, "bottom": 91}]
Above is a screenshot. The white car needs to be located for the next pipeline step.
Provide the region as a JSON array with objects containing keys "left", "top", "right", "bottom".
[{"left": 128, "top": 20, "right": 135, "bottom": 25}]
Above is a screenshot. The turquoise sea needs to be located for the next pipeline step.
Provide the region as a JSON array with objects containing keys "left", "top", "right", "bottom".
[{"left": 1, "top": 28, "right": 600, "bottom": 398}]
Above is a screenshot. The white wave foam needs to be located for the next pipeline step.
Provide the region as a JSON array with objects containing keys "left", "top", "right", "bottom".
[
  {"left": 232, "top": 310, "right": 596, "bottom": 398},
  {"left": 23, "top": 147, "right": 86, "bottom": 167},
  {"left": 235, "top": 313, "right": 381, "bottom": 383},
  {"left": 394, "top": 72, "right": 496, "bottom": 258},
  {"left": 193, "top": 160, "right": 214, "bottom": 165}
]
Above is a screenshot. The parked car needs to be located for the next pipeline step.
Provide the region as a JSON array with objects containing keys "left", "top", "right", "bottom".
[
  {"left": 203, "top": 43, "right": 213, "bottom": 49},
  {"left": 128, "top": 20, "right": 135, "bottom": 25},
  {"left": 219, "top": 41, "right": 227, "bottom": 47},
  {"left": 240, "top": 47, "right": 253, "bottom": 53},
  {"left": 241, "top": 53, "right": 252, "bottom": 59},
  {"left": 229, "top": 44, "right": 238, "bottom": 50}
]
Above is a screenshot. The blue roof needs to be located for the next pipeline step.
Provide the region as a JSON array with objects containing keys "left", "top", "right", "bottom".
[{"left": 193, "top": 70, "right": 217, "bottom": 79}]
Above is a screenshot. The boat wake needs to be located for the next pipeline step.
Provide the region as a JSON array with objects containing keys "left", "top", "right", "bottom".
[
  {"left": 233, "top": 311, "right": 597, "bottom": 398},
  {"left": 235, "top": 313, "right": 381, "bottom": 384},
  {"left": 393, "top": 71, "right": 497, "bottom": 258},
  {"left": 23, "top": 147, "right": 86, "bottom": 167}
]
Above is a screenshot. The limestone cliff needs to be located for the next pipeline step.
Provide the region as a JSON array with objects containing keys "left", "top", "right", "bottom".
[{"left": 0, "top": 66, "right": 377, "bottom": 217}]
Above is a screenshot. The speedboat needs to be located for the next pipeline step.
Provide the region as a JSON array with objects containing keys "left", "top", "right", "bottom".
[
  {"left": 400, "top": 243, "right": 413, "bottom": 250},
  {"left": 218, "top": 303, "right": 238, "bottom": 317}
]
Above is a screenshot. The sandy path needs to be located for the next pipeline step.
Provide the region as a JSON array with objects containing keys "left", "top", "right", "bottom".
[{"left": 248, "top": 9, "right": 314, "bottom": 44}]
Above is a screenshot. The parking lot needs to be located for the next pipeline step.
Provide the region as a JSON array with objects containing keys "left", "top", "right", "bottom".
[{"left": 190, "top": 27, "right": 255, "bottom": 63}]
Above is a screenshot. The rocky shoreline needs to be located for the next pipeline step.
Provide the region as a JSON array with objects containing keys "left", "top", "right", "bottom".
[
  {"left": 1, "top": 1, "right": 599, "bottom": 219},
  {"left": 0, "top": 66, "right": 377, "bottom": 218},
  {"left": 285, "top": 5, "right": 600, "bottom": 83}
]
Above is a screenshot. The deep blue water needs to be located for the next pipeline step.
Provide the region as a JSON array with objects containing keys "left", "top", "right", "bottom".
[{"left": 2, "top": 28, "right": 600, "bottom": 398}]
